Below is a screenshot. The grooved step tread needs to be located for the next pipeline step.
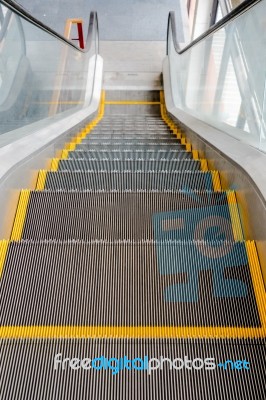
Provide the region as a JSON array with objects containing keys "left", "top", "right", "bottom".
[
  {"left": 82, "top": 138, "right": 179, "bottom": 144},
  {"left": 44, "top": 171, "right": 216, "bottom": 191},
  {"left": 87, "top": 134, "right": 175, "bottom": 139},
  {"left": 0, "top": 241, "right": 261, "bottom": 329},
  {"left": 1, "top": 339, "right": 265, "bottom": 400},
  {"left": 67, "top": 150, "right": 193, "bottom": 160},
  {"left": 75, "top": 144, "right": 185, "bottom": 151},
  {"left": 56, "top": 159, "right": 202, "bottom": 172},
  {"left": 22, "top": 190, "right": 233, "bottom": 240}
]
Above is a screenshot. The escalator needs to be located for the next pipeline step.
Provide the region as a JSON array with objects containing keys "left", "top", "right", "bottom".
[
  {"left": 1, "top": 1, "right": 266, "bottom": 399},
  {"left": 1, "top": 90, "right": 266, "bottom": 399}
]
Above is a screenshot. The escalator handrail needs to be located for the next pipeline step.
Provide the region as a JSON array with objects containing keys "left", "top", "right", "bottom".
[
  {"left": 167, "top": 0, "right": 261, "bottom": 55},
  {"left": 0, "top": 0, "right": 98, "bottom": 53}
]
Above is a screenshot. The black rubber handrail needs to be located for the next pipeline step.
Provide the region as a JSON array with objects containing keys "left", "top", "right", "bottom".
[
  {"left": 0, "top": 0, "right": 98, "bottom": 53},
  {"left": 167, "top": 0, "right": 261, "bottom": 55}
]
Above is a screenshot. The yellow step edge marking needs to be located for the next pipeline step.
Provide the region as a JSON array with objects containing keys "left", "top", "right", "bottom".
[
  {"left": 172, "top": 128, "right": 180, "bottom": 135},
  {"left": 80, "top": 132, "right": 88, "bottom": 139},
  {"left": 1, "top": 324, "right": 265, "bottom": 339},
  {"left": 36, "top": 170, "right": 47, "bottom": 190},
  {"left": 211, "top": 171, "right": 222, "bottom": 192},
  {"left": 65, "top": 142, "right": 77, "bottom": 151},
  {"left": 104, "top": 101, "right": 161, "bottom": 105},
  {"left": 50, "top": 158, "right": 60, "bottom": 171},
  {"left": 160, "top": 95, "right": 194, "bottom": 159},
  {"left": 227, "top": 191, "right": 244, "bottom": 241},
  {"left": 76, "top": 136, "right": 83, "bottom": 144},
  {"left": 186, "top": 143, "right": 192, "bottom": 152},
  {"left": 61, "top": 149, "right": 69, "bottom": 159},
  {"left": 200, "top": 159, "right": 208, "bottom": 171},
  {"left": 0, "top": 240, "right": 9, "bottom": 279},
  {"left": 246, "top": 241, "right": 266, "bottom": 331},
  {"left": 10, "top": 190, "right": 30, "bottom": 241},
  {"left": 60, "top": 90, "right": 105, "bottom": 156},
  {"left": 192, "top": 150, "right": 199, "bottom": 160}
]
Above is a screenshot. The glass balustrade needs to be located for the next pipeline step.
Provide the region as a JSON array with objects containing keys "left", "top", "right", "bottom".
[
  {"left": 0, "top": 1, "right": 99, "bottom": 145},
  {"left": 168, "top": 0, "right": 266, "bottom": 152}
]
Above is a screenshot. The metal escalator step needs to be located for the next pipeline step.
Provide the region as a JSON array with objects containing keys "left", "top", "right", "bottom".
[
  {"left": 57, "top": 159, "right": 202, "bottom": 172},
  {"left": 91, "top": 130, "right": 171, "bottom": 135},
  {"left": 90, "top": 124, "right": 170, "bottom": 127},
  {"left": 68, "top": 150, "right": 192, "bottom": 160},
  {"left": 97, "top": 119, "right": 166, "bottom": 122},
  {"left": 100, "top": 118, "right": 165, "bottom": 120},
  {"left": 44, "top": 171, "right": 213, "bottom": 191},
  {"left": 75, "top": 143, "right": 185, "bottom": 151},
  {"left": 0, "top": 241, "right": 260, "bottom": 328},
  {"left": 95, "top": 127, "right": 169, "bottom": 130},
  {"left": 87, "top": 134, "right": 175, "bottom": 139},
  {"left": 92, "top": 127, "right": 170, "bottom": 132},
  {"left": 1, "top": 338, "right": 265, "bottom": 400},
  {"left": 22, "top": 190, "right": 233, "bottom": 240},
  {"left": 82, "top": 138, "right": 179, "bottom": 144}
]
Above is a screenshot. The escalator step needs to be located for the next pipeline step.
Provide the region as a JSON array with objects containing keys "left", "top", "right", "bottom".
[
  {"left": 22, "top": 190, "right": 234, "bottom": 241},
  {"left": 57, "top": 159, "right": 202, "bottom": 172},
  {"left": 0, "top": 241, "right": 260, "bottom": 328},
  {"left": 68, "top": 150, "right": 193, "bottom": 160},
  {"left": 82, "top": 138, "right": 179, "bottom": 144},
  {"left": 92, "top": 127, "right": 170, "bottom": 131},
  {"left": 2, "top": 338, "right": 265, "bottom": 400},
  {"left": 87, "top": 135, "right": 175, "bottom": 140},
  {"left": 75, "top": 143, "right": 185, "bottom": 151},
  {"left": 44, "top": 171, "right": 215, "bottom": 191},
  {"left": 91, "top": 127, "right": 171, "bottom": 132}
]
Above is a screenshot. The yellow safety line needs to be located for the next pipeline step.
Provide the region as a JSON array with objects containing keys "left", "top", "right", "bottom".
[
  {"left": 246, "top": 241, "right": 266, "bottom": 330},
  {"left": 160, "top": 93, "right": 187, "bottom": 145},
  {"left": 61, "top": 149, "right": 70, "bottom": 160},
  {"left": 50, "top": 158, "right": 60, "bottom": 172},
  {"left": 36, "top": 170, "right": 47, "bottom": 190},
  {"left": 104, "top": 101, "right": 161, "bottom": 105},
  {"left": 65, "top": 142, "right": 76, "bottom": 151},
  {"left": 1, "top": 325, "right": 265, "bottom": 339},
  {"left": 10, "top": 190, "right": 30, "bottom": 241},
  {"left": 0, "top": 240, "right": 9, "bottom": 279},
  {"left": 227, "top": 191, "right": 244, "bottom": 241},
  {"left": 192, "top": 150, "right": 199, "bottom": 160},
  {"left": 211, "top": 171, "right": 222, "bottom": 192},
  {"left": 60, "top": 90, "right": 105, "bottom": 154},
  {"left": 185, "top": 143, "right": 192, "bottom": 152},
  {"left": 200, "top": 159, "right": 208, "bottom": 171},
  {"left": 159, "top": 91, "right": 245, "bottom": 240}
]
